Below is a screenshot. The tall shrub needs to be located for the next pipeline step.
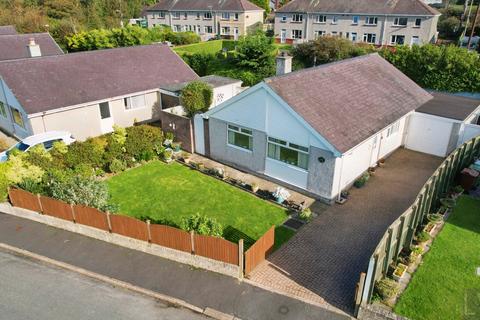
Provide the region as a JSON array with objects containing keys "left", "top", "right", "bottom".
[
  {"left": 180, "top": 213, "right": 223, "bottom": 237},
  {"left": 180, "top": 81, "right": 213, "bottom": 116},
  {"left": 124, "top": 125, "right": 163, "bottom": 161}
]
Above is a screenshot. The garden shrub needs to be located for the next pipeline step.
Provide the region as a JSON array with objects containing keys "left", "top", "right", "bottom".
[
  {"left": 354, "top": 172, "right": 370, "bottom": 188},
  {"left": 180, "top": 81, "right": 213, "bottom": 117},
  {"left": 0, "top": 162, "right": 9, "bottom": 202},
  {"left": 375, "top": 278, "right": 399, "bottom": 301},
  {"left": 416, "top": 230, "right": 431, "bottom": 243},
  {"left": 5, "top": 154, "right": 44, "bottom": 185},
  {"left": 299, "top": 208, "right": 312, "bottom": 222},
  {"left": 23, "top": 144, "right": 54, "bottom": 170},
  {"left": 125, "top": 125, "right": 163, "bottom": 161},
  {"left": 183, "top": 53, "right": 215, "bottom": 76},
  {"left": 109, "top": 159, "right": 127, "bottom": 174},
  {"left": 50, "top": 141, "right": 68, "bottom": 168},
  {"left": 180, "top": 213, "right": 223, "bottom": 237},
  {"left": 64, "top": 137, "right": 106, "bottom": 169}
]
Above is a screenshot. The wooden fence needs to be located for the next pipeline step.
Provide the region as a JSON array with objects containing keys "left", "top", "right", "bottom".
[
  {"left": 355, "top": 136, "right": 480, "bottom": 313},
  {"left": 244, "top": 226, "right": 275, "bottom": 275},
  {"left": 194, "top": 233, "right": 240, "bottom": 265},
  {"left": 109, "top": 214, "right": 149, "bottom": 241}
]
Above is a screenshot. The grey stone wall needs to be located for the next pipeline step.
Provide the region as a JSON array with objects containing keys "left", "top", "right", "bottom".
[
  {"left": 208, "top": 118, "right": 267, "bottom": 173},
  {"left": 306, "top": 146, "right": 337, "bottom": 200}
]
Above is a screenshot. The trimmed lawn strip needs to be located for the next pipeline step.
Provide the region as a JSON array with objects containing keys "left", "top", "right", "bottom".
[
  {"left": 394, "top": 196, "right": 480, "bottom": 320},
  {"left": 174, "top": 40, "right": 235, "bottom": 55},
  {"left": 107, "top": 161, "right": 288, "bottom": 248}
]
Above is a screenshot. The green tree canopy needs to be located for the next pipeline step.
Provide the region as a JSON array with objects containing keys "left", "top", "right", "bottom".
[{"left": 180, "top": 81, "right": 213, "bottom": 117}]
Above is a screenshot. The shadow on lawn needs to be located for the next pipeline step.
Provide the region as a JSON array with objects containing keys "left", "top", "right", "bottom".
[{"left": 223, "top": 226, "right": 256, "bottom": 250}]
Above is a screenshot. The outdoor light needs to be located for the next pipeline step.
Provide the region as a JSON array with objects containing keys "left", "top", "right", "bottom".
[{"left": 318, "top": 157, "right": 325, "bottom": 163}]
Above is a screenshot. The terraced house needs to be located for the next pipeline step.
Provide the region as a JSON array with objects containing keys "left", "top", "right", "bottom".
[
  {"left": 274, "top": 0, "right": 440, "bottom": 46},
  {"left": 144, "top": 0, "right": 264, "bottom": 41}
]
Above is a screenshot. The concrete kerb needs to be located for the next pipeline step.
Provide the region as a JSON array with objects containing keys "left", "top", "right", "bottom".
[
  {"left": 0, "top": 203, "right": 239, "bottom": 278},
  {"left": 0, "top": 242, "right": 241, "bottom": 320}
]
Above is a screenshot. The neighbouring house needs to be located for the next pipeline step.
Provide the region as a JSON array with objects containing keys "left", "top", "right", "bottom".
[
  {"left": 0, "top": 44, "right": 198, "bottom": 140},
  {"left": 405, "top": 92, "right": 480, "bottom": 157},
  {"left": 274, "top": 0, "right": 440, "bottom": 46},
  {"left": 195, "top": 53, "right": 479, "bottom": 201},
  {"left": 0, "top": 25, "right": 17, "bottom": 35},
  {"left": 0, "top": 32, "right": 63, "bottom": 62},
  {"left": 144, "top": 0, "right": 264, "bottom": 41},
  {"left": 159, "top": 75, "right": 244, "bottom": 152}
]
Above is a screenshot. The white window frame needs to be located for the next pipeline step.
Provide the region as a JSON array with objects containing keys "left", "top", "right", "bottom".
[
  {"left": 314, "top": 30, "right": 325, "bottom": 38},
  {"left": 172, "top": 12, "right": 181, "bottom": 20},
  {"left": 315, "top": 15, "right": 327, "bottom": 23},
  {"left": 124, "top": 94, "right": 146, "bottom": 111},
  {"left": 365, "top": 16, "right": 378, "bottom": 25},
  {"left": 393, "top": 17, "right": 408, "bottom": 27},
  {"left": 363, "top": 33, "right": 376, "bottom": 44},
  {"left": 221, "top": 12, "right": 230, "bottom": 20},
  {"left": 291, "top": 29, "right": 302, "bottom": 39},
  {"left": 183, "top": 12, "right": 188, "bottom": 19},
  {"left": 414, "top": 18, "right": 421, "bottom": 27},
  {"left": 221, "top": 26, "right": 231, "bottom": 35},
  {"left": 390, "top": 35, "right": 405, "bottom": 45},
  {"left": 352, "top": 16, "right": 359, "bottom": 25},
  {"left": 159, "top": 11, "right": 165, "bottom": 19},
  {"left": 267, "top": 137, "right": 309, "bottom": 170},
  {"left": 205, "top": 25, "right": 213, "bottom": 33},
  {"left": 281, "top": 15, "right": 287, "bottom": 22},
  {"left": 386, "top": 121, "right": 400, "bottom": 138},
  {"left": 204, "top": 12, "right": 212, "bottom": 20},
  {"left": 292, "top": 14, "right": 303, "bottom": 23},
  {"left": 173, "top": 25, "right": 181, "bottom": 32},
  {"left": 234, "top": 13, "right": 239, "bottom": 20},
  {"left": 227, "top": 124, "right": 253, "bottom": 151},
  {"left": 351, "top": 32, "right": 357, "bottom": 41},
  {"left": 332, "top": 16, "right": 338, "bottom": 24}
]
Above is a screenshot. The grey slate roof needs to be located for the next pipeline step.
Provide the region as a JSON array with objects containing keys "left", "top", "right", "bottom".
[
  {"left": 146, "top": 0, "right": 263, "bottom": 12},
  {"left": 417, "top": 92, "right": 480, "bottom": 121},
  {"left": 0, "top": 25, "right": 17, "bottom": 35},
  {"left": 277, "top": 0, "right": 439, "bottom": 15},
  {"left": 0, "top": 44, "right": 199, "bottom": 114},
  {"left": 265, "top": 54, "right": 433, "bottom": 153},
  {"left": 161, "top": 75, "right": 242, "bottom": 92},
  {"left": 0, "top": 33, "right": 64, "bottom": 61}
]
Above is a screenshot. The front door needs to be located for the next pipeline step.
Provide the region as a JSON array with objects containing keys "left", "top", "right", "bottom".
[
  {"left": 99, "top": 102, "right": 114, "bottom": 134},
  {"left": 234, "top": 27, "right": 239, "bottom": 40},
  {"left": 280, "top": 29, "right": 287, "bottom": 44}
]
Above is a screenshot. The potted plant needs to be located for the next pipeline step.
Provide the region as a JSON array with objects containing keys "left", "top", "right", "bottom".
[
  {"left": 408, "top": 246, "right": 423, "bottom": 264},
  {"left": 368, "top": 167, "right": 376, "bottom": 175},
  {"left": 440, "top": 197, "right": 456, "bottom": 209},
  {"left": 427, "top": 213, "right": 443, "bottom": 224},
  {"left": 377, "top": 158, "right": 386, "bottom": 167},
  {"left": 164, "top": 132, "right": 174, "bottom": 147},
  {"left": 171, "top": 142, "right": 182, "bottom": 153},
  {"left": 299, "top": 208, "right": 312, "bottom": 222},
  {"left": 354, "top": 172, "right": 370, "bottom": 188},
  {"left": 163, "top": 149, "right": 173, "bottom": 163},
  {"left": 392, "top": 263, "right": 408, "bottom": 281},
  {"left": 423, "top": 222, "right": 436, "bottom": 236},
  {"left": 415, "top": 230, "right": 431, "bottom": 244}
]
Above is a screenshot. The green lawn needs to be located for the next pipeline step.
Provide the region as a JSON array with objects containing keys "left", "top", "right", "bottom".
[
  {"left": 174, "top": 40, "right": 235, "bottom": 55},
  {"left": 394, "top": 196, "right": 480, "bottom": 320},
  {"left": 107, "top": 161, "right": 290, "bottom": 248}
]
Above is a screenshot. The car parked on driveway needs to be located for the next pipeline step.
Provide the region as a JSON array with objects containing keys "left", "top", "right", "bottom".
[{"left": 0, "top": 131, "right": 75, "bottom": 162}]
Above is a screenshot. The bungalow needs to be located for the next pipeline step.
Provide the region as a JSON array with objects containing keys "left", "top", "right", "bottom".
[
  {"left": 196, "top": 53, "right": 468, "bottom": 201},
  {"left": 0, "top": 44, "right": 198, "bottom": 140},
  {"left": 0, "top": 31, "right": 63, "bottom": 61}
]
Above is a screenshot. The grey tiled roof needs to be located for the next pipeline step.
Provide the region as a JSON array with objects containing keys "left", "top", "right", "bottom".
[
  {"left": 265, "top": 54, "right": 433, "bottom": 153},
  {"left": 0, "top": 33, "right": 63, "bottom": 61},
  {"left": 146, "top": 0, "right": 263, "bottom": 12},
  {"left": 277, "top": 0, "right": 439, "bottom": 15},
  {"left": 0, "top": 44, "right": 199, "bottom": 114},
  {"left": 0, "top": 25, "right": 17, "bottom": 35},
  {"left": 417, "top": 92, "right": 480, "bottom": 121}
]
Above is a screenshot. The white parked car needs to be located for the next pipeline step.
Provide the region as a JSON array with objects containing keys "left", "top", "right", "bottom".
[{"left": 0, "top": 131, "right": 75, "bottom": 162}]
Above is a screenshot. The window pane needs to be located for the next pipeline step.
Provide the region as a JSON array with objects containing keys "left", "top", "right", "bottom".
[
  {"left": 241, "top": 128, "right": 252, "bottom": 135},
  {"left": 228, "top": 125, "right": 239, "bottom": 131},
  {"left": 0, "top": 101, "right": 6, "bottom": 117},
  {"left": 280, "top": 146, "right": 298, "bottom": 166},
  {"left": 99, "top": 102, "right": 110, "bottom": 119},
  {"left": 11, "top": 108, "right": 24, "bottom": 128},
  {"left": 298, "top": 152, "right": 309, "bottom": 169},
  {"left": 267, "top": 143, "right": 278, "bottom": 159}
]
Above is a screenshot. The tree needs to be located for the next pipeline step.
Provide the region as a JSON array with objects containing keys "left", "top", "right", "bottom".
[
  {"left": 438, "top": 16, "right": 462, "bottom": 39},
  {"left": 235, "top": 32, "right": 276, "bottom": 77},
  {"left": 180, "top": 81, "right": 213, "bottom": 117}
]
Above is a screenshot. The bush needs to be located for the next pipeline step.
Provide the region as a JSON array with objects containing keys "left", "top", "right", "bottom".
[
  {"left": 354, "top": 172, "right": 370, "bottom": 188},
  {"left": 124, "top": 125, "right": 163, "bottom": 161},
  {"left": 4, "top": 154, "right": 44, "bottom": 185},
  {"left": 299, "top": 208, "right": 312, "bottom": 221},
  {"left": 416, "top": 231, "right": 431, "bottom": 243},
  {"left": 183, "top": 52, "right": 215, "bottom": 76},
  {"left": 180, "top": 80, "right": 213, "bottom": 116},
  {"left": 108, "top": 159, "right": 127, "bottom": 174},
  {"left": 166, "top": 31, "right": 200, "bottom": 45},
  {"left": 375, "top": 278, "right": 399, "bottom": 301},
  {"left": 0, "top": 162, "right": 9, "bottom": 202},
  {"left": 180, "top": 213, "right": 223, "bottom": 237},
  {"left": 64, "top": 137, "right": 106, "bottom": 169}
]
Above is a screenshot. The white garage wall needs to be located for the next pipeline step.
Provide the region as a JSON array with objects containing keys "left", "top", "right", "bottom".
[
  {"left": 405, "top": 112, "right": 455, "bottom": 157},
  {"left": 459, "top": 124, "right": 480, "bottom": 145}
]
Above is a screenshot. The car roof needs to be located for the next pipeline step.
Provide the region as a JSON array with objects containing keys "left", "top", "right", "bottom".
[{"left": 21, "top": 131, "right": 71, "bottom": 146}]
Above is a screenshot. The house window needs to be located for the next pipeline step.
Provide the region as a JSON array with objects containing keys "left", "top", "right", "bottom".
[
  {"left": 331, "top": 31, "right": 338, "bottom": 36},
  {"left": 363, "top": 33, "right": 376, "bottom": 44},
  {"left": 386, "top": 121, "right": 400, "bottom": 138},
  {"left": 267, "top": 137, "right": 309, "bottom": 170},
  {"left": 173, "top": 25, "right": 181, "bottom": 32},
  {"left": 151, "top": 13, "right": 156, "bottom": 19},
  {"left": 332, "top": 16, "right": 338, "bottom": 24},
  {"left": 205, "top": 25, "right": 213, "bottom": 33},
  {"left": 281, "top": 15, "right": 287, "bottom": 22},
  {"left": 221, "top": 12, "right": 230, "bottom": 20},
  {"left": 352, "top": 16, "right": 359, "bottom": 24},
  {"left": 411, "top": 36, "right": 420, "bottom": 45},
  {"left": 234, "top": 13, "right": 239, "bottom": 20},
  {"left": 159, "top": 11, "right": 165, "bottom": 19},
  {"left": 0, "top": 101, "right": 6, "bottom": 118},
  {"left": 204, "top": 12, "right": 212, "bottom": 20},
  {"left": 221, "top": 26, "right": 231, "bottom": 35},
  {"left": 315, "top": 15, "right": 326, "bottom": 23},
  {"left": 314, "top": 30, "right": 325, "bottom": 38},
  {"left": 10, "top": 107, "right": 24, "bottom": 128},
  {"left": 292, "top": 14, "right": 303, "bottom": 22},
  {"left": 415, "top": 18, "right": 421, "bottom": 27},
  {"left": 291, "top": 29, "right": 302, "bottom": 39},
  {"left": 227, "top": 125, "right": 252, "bottom": 150},
  {"left": 390, "top": 35, "right": 405, "bottom": 45},
  {"left": 99, "top": 102, "right": 110, "bottom": 119},
  {"left": 365, "top": 16, "right": 378, "bottom": 25},
  {"left": 351, "top": 32, "right": 357, "bottom": 41},
  {"left": 124, "top": 94, "right": 146, "bottom": 110},
  {"left": 196, "top": 12, "right": 201, "bottom": 19},
  {"left": 183, "top": 12, "right": 188, "bottom": 19},
  {"left": 393, "top": 17, "right": 408, "bottom": 26},
  {"left": 172, "top": 12, "right": 180, "bottom": 19}
]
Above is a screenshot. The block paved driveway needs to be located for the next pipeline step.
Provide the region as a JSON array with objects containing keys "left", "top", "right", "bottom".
[{"left": 249, "top": 149, "right": 443, "bottom": 314}]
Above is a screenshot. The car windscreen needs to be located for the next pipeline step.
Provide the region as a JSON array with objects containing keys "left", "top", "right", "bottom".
[{"left": 7, "top": 142, "right": 30, "bottom": 155}]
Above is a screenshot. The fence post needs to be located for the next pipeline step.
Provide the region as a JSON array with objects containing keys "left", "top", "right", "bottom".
[
  {"left": 238, "top": 239, "right": 244, "bottom": 280},
  {"left": 383, "top": 228, "right": 393, "bottom": 277},
  {"left": 106, "top": 211, "right": 112, "bottom": 232},
  {"left": 146, "top": 220, "right": 151, "bottom": 243},
  {"left": 190, "top": 231, "right": 195, "bottom": 254},
  {"left": 354, "top": 272, "right": 366, "bottom": 317},
  {"left": 70, "top": 204, "right": 76, "bottom": 223},
  {"left": 37, "top": 194, "right": 43, "bottom": 213}
]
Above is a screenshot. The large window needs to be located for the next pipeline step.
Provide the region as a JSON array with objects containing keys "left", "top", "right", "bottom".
[
  {"left": 227, "top": 125, "right": 252, "bottom": 150},
  {"left": 267, "top": 137, "right": 309, "bottom": 170},
  {"left": 291, "top": 29, "right": 302, "bottom": 39},
  {"left": 221, "top": 12, "right": 230, "bottom": 20},
  {"left": 390, "top": 35, "right": 405, "bottom": 45},
  {"left": 292, "top": 14, "right": 303, "bottom": 22},
  {"left": 363, "top": 33, "right": 376, "bottom": 44},
  {"left": 365, "top": 16, "right": 378, "bottom": 25},
  {"left": 314, "top": 30, "right": 325, "bottom": 38},
  {"left": 10, "top": 107, "right": 24, "bottom": 128},
  {"left": 393, "top": 17, "right": 408, "bottom": 26},
  {"left": 204, "top": 12, "right": 212, "bottom": 20},
  {"left": 124, "top": 94, "right": 146, "bottom": 110},
  {"left": 0, "top": 101, "right": 6, "bottom": 118},
  {"left": 352, "top": 16, "right": 359, "bottom": 24},
  {"left": 414, "top": 18, "right": 422, "bottom": 27},
  {"left": 221, "top": 26, "right": 231, "bottom": 35},
  {"left": 99, "top": 102, "right": 111, "bottom": 119},
  {"left": 159, "top": 11, "right": 165, "bottom": 19},
  {"left": 172, "top": 12, "right": 180, "bottom": 19},
  {"left": 315, "top": 15, "right": 326, "bottom": 23},
  {"left": 205, "top": 25, "right": 213, "bottom": 33}
]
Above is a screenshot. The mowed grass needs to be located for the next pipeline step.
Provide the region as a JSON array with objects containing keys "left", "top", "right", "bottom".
[
  {"left": 174, "top": 40, "right": 236, "bottom": 55},
  {"left": 107, "top": 161, "right": 289, "bottom": 247},
  {"left": 394, "top": 196, "right": 480, "bottom": 320}
]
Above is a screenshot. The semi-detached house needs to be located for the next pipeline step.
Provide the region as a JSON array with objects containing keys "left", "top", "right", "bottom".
[
  {"left": 144, "top": 0, "right": 264, "bottom": 41},
  {"left": 274, "top": 0, "right": 440, "bottom": 46}
]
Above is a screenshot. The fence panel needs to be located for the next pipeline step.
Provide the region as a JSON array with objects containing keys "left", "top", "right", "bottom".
[
  {"left": 194, "top": 234, "right": 239, "bottom": 265},
  {"left": 150, "top": 224, "right": 192, "bottom": 253},
  {"left": 73, "top": 205, "right": 109, "bottom": 231},
  {"left": 8, "top": 188, "right": 41, "bottom": 212},
  {"left": 110, "top": 214, "right": 149, "bottom": 241},
  {"left": 245, "top": 226, "right": 275, "bottom": 275},
  {"left": 40, "top": 196, "right": 74, "bottom": 221}
]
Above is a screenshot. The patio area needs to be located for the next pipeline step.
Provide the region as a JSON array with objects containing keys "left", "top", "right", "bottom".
[{"left": 248, "top": 148, "right": 443, "bottom": 314}]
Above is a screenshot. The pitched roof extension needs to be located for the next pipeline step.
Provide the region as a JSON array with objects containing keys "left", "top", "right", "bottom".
[{"left": 417, "top": 92, "right": 480, "bottom": 121}]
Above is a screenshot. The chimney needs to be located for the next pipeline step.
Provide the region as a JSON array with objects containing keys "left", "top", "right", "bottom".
[
  {"left": 276, "top": 51, "right": 292, "bottom": 76},
  {"left": 27, "top": 38, "right": 42, "bottom": 58}
]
